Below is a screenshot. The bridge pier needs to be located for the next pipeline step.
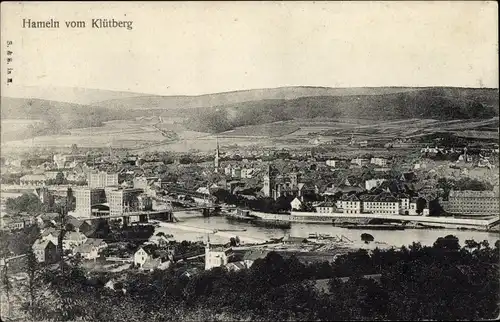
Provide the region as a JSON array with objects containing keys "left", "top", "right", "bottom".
[{"left": 202, "top": 208, "right": 210, "bottom": 217}]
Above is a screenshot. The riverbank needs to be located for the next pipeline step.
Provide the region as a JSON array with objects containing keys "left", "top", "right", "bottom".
[
  {"left": 289, "top": 211, "right": 499, "bottom": 231},
  {"left": 157, "top": 222, "right": 267, "bottom": 244},
  {"left": 227, "top": 210, "right": 499, "bottom": 231},
  {"left": 161, "top": 215, "right": 499, "bottom": 248}
]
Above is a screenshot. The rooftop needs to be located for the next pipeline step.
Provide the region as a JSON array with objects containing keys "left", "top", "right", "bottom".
[
  {"left": 449, "top": 190, "right": 498, "bottom": 198},
  {"left": 360, "top": 192, "right": 399, "bottom": 203},
  {"left": 32, "top": 239, "right": 55, "bottom": 250},
  {"left": 20, "top": 174, "right": 46, "bottom": 181}
]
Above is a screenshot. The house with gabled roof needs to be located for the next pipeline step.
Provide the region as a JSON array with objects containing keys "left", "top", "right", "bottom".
[
  {"left": 134, "top": 246, "right": 153, "bottom": 267},
  {"left": 148, "top": 233, "right": 172, "bottom": 248},
  {"left": 32, "top": 239, "right": 58, "bottom": 263},
  {"left": 225, "top": 260, "right": 254, "bottom": 272},
  {"left": 290, "top": 197, "right": 303, "bottom": 210},
  {"left": 66, "top": 215, "right": 93, "bottom": 234},
  {"left": 74, "top": 238, "right": 107, "bottom": 260},
  {"left": 134, "top": 244, "right": 173, "bottom": 270},
  {"left": 205, "top": 241, "right": 232, "bottom": 270},
  {"left": 41, "top": 227, "right": 60, "bottom": 246},
  {"left": 63, "top": 231, "right": 87, "bottom": 252}
]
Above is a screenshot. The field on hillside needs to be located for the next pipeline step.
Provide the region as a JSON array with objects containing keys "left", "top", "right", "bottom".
[
  {"left": 219, "top": 123, "right": 300, "bottom": 138},
  {"left": 1, "top": 118, "right": 210, "bottom": 151},
  {"left": 1, "top": 120, "right": 166, "bottom": 149},
  {"left": 0, "top": 119, "right": 47, "bottom": 142},
  {"left": 2, "top": 116, "right": 497, "bottom": 154}
]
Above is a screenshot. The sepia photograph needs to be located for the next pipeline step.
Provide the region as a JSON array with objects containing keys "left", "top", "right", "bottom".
[{"left": 0, "top": 1, "right": 499, "bottom": 321}]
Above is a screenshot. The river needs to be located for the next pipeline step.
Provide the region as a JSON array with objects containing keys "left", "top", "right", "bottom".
[{"left": 154, "top": 211, "right": 499, "bottom": 248}]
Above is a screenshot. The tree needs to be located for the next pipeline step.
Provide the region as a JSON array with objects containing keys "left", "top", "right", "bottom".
[
  {"left": 416, "top": 197, "right": 427, "bottom": 215},
  {"left": 2, "top": 264, "right": 12, "bottom": 318},
  {"left": 275, "top": 196, "right": 292, "bottom": 212},
  {"left": 361, "top": 233, "right": 374, "bottom": 244},
  {"left": 212, "top": 189, "right": 237, "bottom": 204},
  {"left": 434, "top": 235, "right": 461, "bottom": 251},
  {"left": 464, "top": 239, "right": 479, "bottom": 250},
  {"left": 71, "top": 144, "right": 78, "bottom": 154},
  {"left": 5, "top": 193, "right": 48, "bottom": 214},
  {"left": 55, "top": 172, "right": 66, "bottom": 185},
  {"left": 6, "top": 225, "right": 41, "bottom": 256},
  {"left": 22, "top": 248, "right": 48, "bottom": 319}
]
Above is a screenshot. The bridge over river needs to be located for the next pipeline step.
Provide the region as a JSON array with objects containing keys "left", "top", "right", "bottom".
[{"left": 77, "top": 204, "right": 236, "bottom": 225}]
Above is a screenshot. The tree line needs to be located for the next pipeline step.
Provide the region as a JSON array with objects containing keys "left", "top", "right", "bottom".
[{"left": 8, "top": 235, "right": 499, "bottom": 321}]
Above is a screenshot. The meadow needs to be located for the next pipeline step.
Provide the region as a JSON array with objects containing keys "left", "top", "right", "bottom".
[{"left": 2, "top": 116, "right": 498, "bottom": 155}]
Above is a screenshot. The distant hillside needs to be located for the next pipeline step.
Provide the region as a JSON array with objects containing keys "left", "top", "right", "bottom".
[
  {"left": 91, "top": 86, "right": 423, "bottom": 110},
  {"left": 2, "top": 85, "right": 147, "bottom": 104},
  {"left": 0, "top": 97, "right": 133, "bottom": 135},
  {"left": 2, "top": 86, "right": 498, "bottom": 137},
  {"left": 180, "top": 88, "right": 499, "bottom": 133}
]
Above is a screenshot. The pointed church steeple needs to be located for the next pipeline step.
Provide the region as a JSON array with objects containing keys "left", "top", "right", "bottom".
[{"left": 214, "top": 136, "right": 220, "bottom": 173}]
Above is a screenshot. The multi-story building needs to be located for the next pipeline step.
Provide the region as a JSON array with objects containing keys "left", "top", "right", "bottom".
[
  {"left": 325, "top": 159, "right": 337, "bottom": 168},
  {"left": 74, "top": 188, "right": 106, "bottom": 217},
  {"left": 241, "top": 168, "right": 254, "bottom": 179},
  {"left": 231, "top": 167, "right": 242, "bottom": 179},
  {"left": 336, "top": 193, "right": 429, "bottom": 216},
  {"left": 88, "top": 171, "right": 119, "bottom": 188},
  {"left": 338, "top": 195, "right": 362, "bottom": 214},
  {"left": 106, "top": 188, "right": 147, "bottom": 217},
  {"left": 74, "top": 186, "right": 150, "bottom": 218},
  {"left": 370, "top": 158, "right": 388, "bottom": 167},
  {"left": 315, "top": 201, "right": 337, "bottom": 213},
  {"left": 350, "top": 158, "right": 370, "bottom": 167},
  {"left": 133, "top": 176, "right": 159, "bottom": 196},
  {"left": 399, "top": 197, "right": 428, "bottom": 216},
  {"left": 361, "top": 194, "right": 400, "bottom": 215},
  {"left": 443, "top": 190, "right": 500, "bottom": 215}
]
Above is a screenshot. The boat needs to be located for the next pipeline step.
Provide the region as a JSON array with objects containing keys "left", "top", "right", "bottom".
[
  {"left": 218, "top": 228, "right": 247, "bottom": 232},
  {"left": 223, "top": 209, "right": 254, "bottom": 221},
  {"left": 308, "top": 233, "right": 335, "bottom": 240},
  {"left": 338, "top": 224, "right": 406, "bottom": 230},
  {"left": 251, "top": 219, "right": 291, "bottom": 229}
]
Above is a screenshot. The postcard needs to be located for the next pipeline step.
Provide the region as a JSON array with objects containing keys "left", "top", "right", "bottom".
[{"left": 1, "top": 2, "right": 498, "bottom": 322}]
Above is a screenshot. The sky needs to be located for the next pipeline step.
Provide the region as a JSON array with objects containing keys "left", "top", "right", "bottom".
[{"left": 1, "top": 1, "right": 498, "bottom": 96}]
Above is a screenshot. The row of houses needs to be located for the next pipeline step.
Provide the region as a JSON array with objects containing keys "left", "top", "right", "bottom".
[
  {"left": 324, "top": 157, "right": 390, "bottom": 168},
  {"left": 312, "top": 192, "right": 429, "bottom": 216},
  {"left": 32, "top": 230, "right": 107, "bottom": 263},
  {"left": 224, "top": 164, "right": 256, "bottom": 179}
]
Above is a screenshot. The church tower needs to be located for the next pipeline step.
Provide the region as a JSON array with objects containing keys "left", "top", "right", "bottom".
[
  {"left": 214, "top": 136, "right": 220, "bottom": 173},
  {"left": 263, "top": 164, "right": 272, "bottom": 197}
]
